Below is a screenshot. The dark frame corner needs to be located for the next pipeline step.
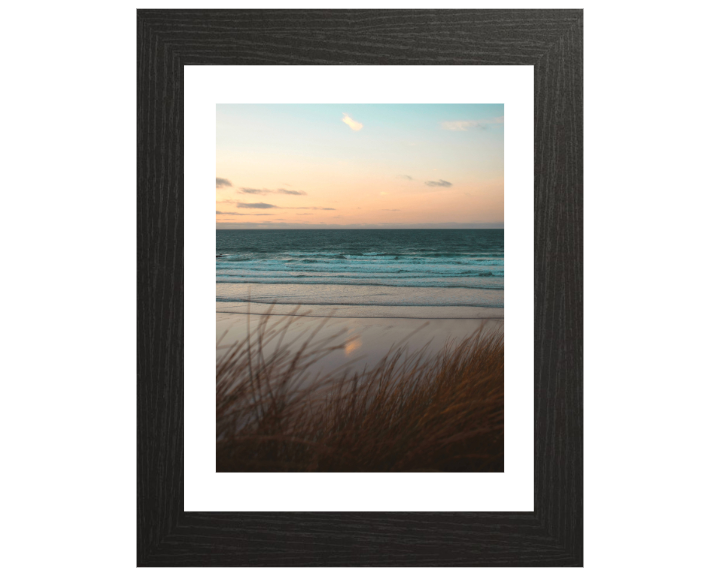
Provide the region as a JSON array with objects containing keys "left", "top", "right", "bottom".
[{"left": 137, "top": 9, "right": 582, "bottom": 567}]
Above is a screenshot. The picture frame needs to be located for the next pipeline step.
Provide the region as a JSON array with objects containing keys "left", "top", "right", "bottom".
[{"left": 137, "top": 8, "right": 583, "bottom": 567}]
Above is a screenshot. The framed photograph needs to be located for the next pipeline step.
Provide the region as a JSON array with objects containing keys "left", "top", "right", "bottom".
[{"left": 138, "top": 9, "right": 583, "bottom": 566}]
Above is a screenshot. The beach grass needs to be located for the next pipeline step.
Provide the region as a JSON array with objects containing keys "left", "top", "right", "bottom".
[{"left": 216, "top": 310, "right": 503, "bottom": 472}]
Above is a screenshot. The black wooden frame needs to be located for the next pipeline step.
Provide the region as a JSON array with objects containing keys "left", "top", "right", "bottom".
[{"left": 137, "top": 9, "right": 582, "bottom": 567}]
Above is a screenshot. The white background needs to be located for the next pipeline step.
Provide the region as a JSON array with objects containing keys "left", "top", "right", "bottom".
[
  {"left": 2, "top": 0, "right": 719, "bottom": 574},
  {"left": 185, "top": 65, "right": 534, "bottom": 512}
]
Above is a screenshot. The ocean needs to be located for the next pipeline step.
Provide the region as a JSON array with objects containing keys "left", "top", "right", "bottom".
[{"left": 216, "top": 229, "right": 504, "bottom": 316}]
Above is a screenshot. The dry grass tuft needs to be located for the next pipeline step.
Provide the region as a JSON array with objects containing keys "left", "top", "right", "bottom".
[{"left": 217, "top": 311, "right": 503, "bottom": 472}]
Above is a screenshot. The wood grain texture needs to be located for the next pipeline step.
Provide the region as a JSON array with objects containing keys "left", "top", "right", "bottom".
[{"left": 137, "top": 9, "right": 583, "bottom": 567}]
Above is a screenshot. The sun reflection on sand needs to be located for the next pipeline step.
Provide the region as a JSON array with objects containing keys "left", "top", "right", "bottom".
[{"left": 344, "top": 337, "right": 362, "bottom": 356}]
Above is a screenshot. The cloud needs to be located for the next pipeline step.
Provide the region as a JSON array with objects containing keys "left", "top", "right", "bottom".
[
  {"left": 441, "top": 116, "right": 504, "bottom": 131},
  {"left": 230, "top": 202, "right": 335, "bottom": 211},
  {"left": 342, "top": 113, "right": 363, "bottom": 131},
  {"left": 398, "top": 175, "right": 413, "bottom": 180},
  {"left": 236, "top": 202, "right": 278, "bottom": 209},
  {"left": 425, "top": 179, "right": 453, "bottom": 187},
  {"left": 277, "top": 188, "right": 306, "bottom": 196},
  {"left": 239, "top": 187, "right": 307, "bottom": 196},
  {"left": 216, "top": 178, "right": 232, "bottom": 188}
]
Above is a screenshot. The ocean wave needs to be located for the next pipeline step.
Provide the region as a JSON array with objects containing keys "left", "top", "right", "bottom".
[
  {"left": 216, "top": 277, "right": 504, "bottom": 290},
  {"left": 216, "top": 229, "right": 504, "bottom": 307},
  {"left": 217, "top": 259, "right": 502, "bottom": 270},
  {"left": 217, "top": 252, "right": 504, "bottom": 262},
  {"left": 217, "top": 272, "right": 502, "bottom": 281},
  {"left": 216, "top": 252, "right": 504, "bottom": 290},
  {"left": 216, "top": 297, "right": 504, "bottom": 309}
]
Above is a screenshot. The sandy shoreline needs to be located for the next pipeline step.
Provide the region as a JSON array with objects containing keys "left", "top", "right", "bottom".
[
  {"left": 217, "top": 304, "right": 503, "bottom": 377},
  {"left": 217, "top": 301, "right": 503, "bottom": 320},
  {"left": 217, "top": 282, "right": 503, "bottom": 311}
]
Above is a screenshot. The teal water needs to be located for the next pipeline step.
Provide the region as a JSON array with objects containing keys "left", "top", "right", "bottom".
[{"left": 216, "top": 229, "right": 504, "bottom": 309}]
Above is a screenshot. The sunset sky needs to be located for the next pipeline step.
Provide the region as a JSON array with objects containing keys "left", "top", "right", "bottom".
[{"left": 216, "top": 104, "right": 503, "bottom": 229}]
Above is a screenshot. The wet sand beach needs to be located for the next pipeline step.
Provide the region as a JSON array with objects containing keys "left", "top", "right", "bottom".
[{"left": 217, "top": 302, "right": 503, "bottom": 377}]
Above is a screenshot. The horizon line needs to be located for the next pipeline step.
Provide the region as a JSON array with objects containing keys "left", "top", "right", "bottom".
[{"left": 216, "top": 223, "right": 504, "bottom": 230}]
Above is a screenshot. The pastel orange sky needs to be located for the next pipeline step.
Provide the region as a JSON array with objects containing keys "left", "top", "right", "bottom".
[{"left": 216, "top": 104, "right": 503, "bottom": 229}]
